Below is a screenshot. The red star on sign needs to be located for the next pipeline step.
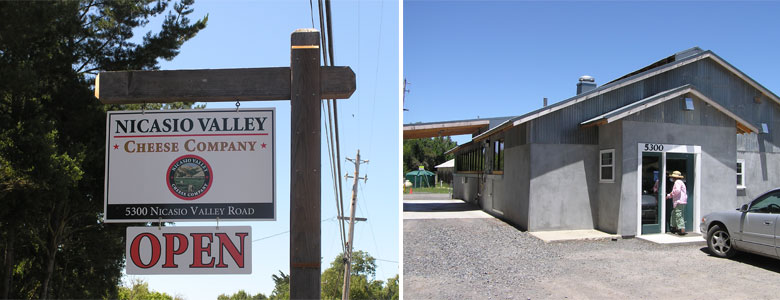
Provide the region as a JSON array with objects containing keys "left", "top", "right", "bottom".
[
  {"left": 261, "top": 143, "right": 267, "bottom": 149},
  {"left": 113, "top": 144, "right": 119, "bottom": 150}
]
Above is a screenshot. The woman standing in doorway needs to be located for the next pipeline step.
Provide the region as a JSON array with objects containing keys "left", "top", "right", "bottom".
[{"left": 667, "top": 171, "right": 688, "bottom": 235}]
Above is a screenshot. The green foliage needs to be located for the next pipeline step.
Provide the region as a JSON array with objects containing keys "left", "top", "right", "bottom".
[
  {"left": 403, "top": 182, "right": 452, "bottom": 194},
  {"left": 118, "top": 279, "right": 176, "bottom": 300},
  {"left": 320, "top": 251, "right": 397, "bottom": 300},
  {"left": 262, "top": 252, "right": 398, "bottom": 300},
  {"left": 403, "top": 137, "right": 457, "bottom": 174},
  {"left": 383, "top": 275, "right": 399, "bottom": 300},
  {"left": 268, "top": 271, "right": 289, "bottom": 300},
  {"left": 0, "top": 0, "right": 206, "bottom": 298},
  {"left": 217, "top": 289, "right": 268, "bottom": 300}
]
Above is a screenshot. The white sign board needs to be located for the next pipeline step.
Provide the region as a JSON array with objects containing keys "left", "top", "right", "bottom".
[
  {"left": 104, "top": 109, "right": 275, "bottom": 222},
  {"left": 126, "top": 226, "right": 251, "bottom": 274}
]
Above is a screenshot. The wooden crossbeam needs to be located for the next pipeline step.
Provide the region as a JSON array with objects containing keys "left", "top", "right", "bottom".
[
  {"left": 736, "top": 122, "right": 753, "bottom": 134},
  {"left": 403, "top": 123, "right": 489, "bottom": 140},
  {"left": 95, "top": 66, "right": 355, "bottom": 104}
]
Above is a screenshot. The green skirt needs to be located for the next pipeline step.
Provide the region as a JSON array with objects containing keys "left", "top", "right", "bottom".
[{"left": 671, "top": 204, "right": 686, "bottom": 229}]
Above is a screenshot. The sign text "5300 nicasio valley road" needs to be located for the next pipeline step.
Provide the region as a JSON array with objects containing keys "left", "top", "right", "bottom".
[{"left": 103, "top": 109, "right": 276, "bottom": 223}]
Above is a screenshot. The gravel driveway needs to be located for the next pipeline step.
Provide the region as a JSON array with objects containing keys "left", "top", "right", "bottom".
[{"left": 404, "top": 213, "right": 780, "bottom": 299}]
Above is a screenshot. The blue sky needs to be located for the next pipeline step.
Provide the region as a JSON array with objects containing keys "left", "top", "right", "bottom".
[
  {"left": 403, "top": 1, "right": 780, "bottom": 145},
  {"left": 126, "top": 0, "right": 399, "bottom": 298}
]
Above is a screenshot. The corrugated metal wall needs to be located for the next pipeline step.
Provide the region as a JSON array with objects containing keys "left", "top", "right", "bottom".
[
  {"left": 519, "top": 58, "right": 777, "bottom": 153},
  {"left": 622, "top": 96, "right": 734, "bottom": 127},
  {"left": 507, "top": 123, "right": 527, "bottom": 146}
]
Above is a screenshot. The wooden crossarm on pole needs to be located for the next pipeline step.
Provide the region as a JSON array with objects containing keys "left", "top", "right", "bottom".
[{"left": 95, "top": 66, "right": 355, "bottom": 104}]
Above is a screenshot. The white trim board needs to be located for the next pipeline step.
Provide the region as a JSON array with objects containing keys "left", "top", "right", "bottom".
[{"left": 635, "top": 143, "right": 701, "bottom": 237}]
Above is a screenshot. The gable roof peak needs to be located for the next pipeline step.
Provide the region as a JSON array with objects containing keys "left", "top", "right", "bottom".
[{"left": 674, "top": 47, "right": 704, "bottom": 60}]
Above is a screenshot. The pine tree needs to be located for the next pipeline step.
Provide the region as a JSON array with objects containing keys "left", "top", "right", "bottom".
[{"left": 0, "top": 1, "right": 206, "bottom": 298}]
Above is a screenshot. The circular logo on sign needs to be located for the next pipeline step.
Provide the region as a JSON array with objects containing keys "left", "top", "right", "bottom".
[{"left": 166, "top": 155, "right": 213, "bottom": 200}]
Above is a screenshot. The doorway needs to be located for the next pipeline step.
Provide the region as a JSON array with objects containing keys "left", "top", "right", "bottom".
[
  {"left": 637, "top": 143, "right": 700, "bottom": 236},
  {"left": 665, "top": 153, "right": 694, "bottom": 233}
]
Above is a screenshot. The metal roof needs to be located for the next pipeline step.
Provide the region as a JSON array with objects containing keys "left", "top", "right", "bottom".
[
  {"left": 434, "top": 159, "right": 454, "bottom": 169},
  {"left": 468, "top": 48, "right": 780, "bottom": 143}
]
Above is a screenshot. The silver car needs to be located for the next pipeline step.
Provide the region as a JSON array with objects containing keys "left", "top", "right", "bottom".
[{"left": 700, "top": 188, "right": 780, "bottom": 258}]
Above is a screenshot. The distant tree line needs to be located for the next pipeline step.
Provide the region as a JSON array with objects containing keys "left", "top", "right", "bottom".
[
  {"left": 403, "top": 137, "right": 457, "bottom": 174},
  {"left": 216, "top": 251, "right": 399, "bottom": 300}
]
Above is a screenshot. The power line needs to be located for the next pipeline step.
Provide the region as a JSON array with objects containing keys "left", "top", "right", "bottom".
[
  {"left": 308, "top": 0, "right": 315, "bottom": 28},
  {"left": 323, "top": 1, "right": 347, "bottom": 245},
  {"left": 323, "top": 101, "right": 345, "bottom": 253},
  {"left": 358, "top": 182, "right": 380, "bottom": 258},
  {"left": 320, "top": 0, "right": 344, "bottom": 232},
  {"left": 366, "top": 0, "right": 384, "bottom": 167},
  {"left": 318, "top": 0, "right": 348, "bottom": 255},
  {"left": 252, "top": 216, "right": 336, "bottom": 242},
  {"left": 356, "top": 0, "right": 361, "bottom": 148}
]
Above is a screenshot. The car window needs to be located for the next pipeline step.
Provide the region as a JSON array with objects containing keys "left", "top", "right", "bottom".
[{"left": 748, "top": 192, "right": 780, "bottom": 214}]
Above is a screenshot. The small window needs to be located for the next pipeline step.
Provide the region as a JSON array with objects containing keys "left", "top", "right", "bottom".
[
  {"left": 493, "top": 139, "right": 504, "bottom": 172},
  {"left": 480, "top": 146, "right": 485, "bottom": 171},
  {"left": 684, "top": 97, "right": 695, "bottom": 111},
  {"left": 737, "top": 159, "right": 745, "bottom": 189},
  {"left": 600, "top": 149, "right": 615, "bottom": 183},
  {"left": 760, "top": 123, "right": 769, "bottom": 134}
]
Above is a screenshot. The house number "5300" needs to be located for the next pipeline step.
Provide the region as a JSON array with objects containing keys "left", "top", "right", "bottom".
[{"left": 644, "top": 143, "right": 664, "bottom": 152}]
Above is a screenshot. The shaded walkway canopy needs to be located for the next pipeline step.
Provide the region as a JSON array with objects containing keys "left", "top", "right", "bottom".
[{"left": 403, "top": 117, "right": 513, "bottom": 140}]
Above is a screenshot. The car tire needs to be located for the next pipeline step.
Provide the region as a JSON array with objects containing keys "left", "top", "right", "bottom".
[{"left": 707, "top": 224, "right": 737, "bottom": 258}]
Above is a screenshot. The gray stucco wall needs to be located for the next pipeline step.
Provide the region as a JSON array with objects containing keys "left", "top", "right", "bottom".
[
  {"left": 453, "top": 173, "right": 479, "bottom": 203},
  {"left": 737, "top": 151, "right": 780, "bottom": 202},
  {"left": 452, "top": 123, "right": 532, "bottom": 230},
  {"left": 619, "top": 120, "right": 736, "bottom": 236},
  {"left": 476, "top": 124, "right": 532, "bottom": 229},
  {"left": 494, "top": 125, "right": 531, "bottom": 229},
  {"left": 528, "top": 144, "right": 599, "bottom": 231},
  {"left": 490, "top": 143, "right": 530, "bottom": 229},
  {"left": 597, "top": 121, "right": 623, "bottom": 234}
]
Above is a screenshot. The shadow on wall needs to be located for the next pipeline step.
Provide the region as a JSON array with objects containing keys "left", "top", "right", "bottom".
[
  {"left": 403, "top": 201, "right": 480, "bottom": 213},
  {"left": 759, "top": 135, "right": 769, "bottom": 181}
]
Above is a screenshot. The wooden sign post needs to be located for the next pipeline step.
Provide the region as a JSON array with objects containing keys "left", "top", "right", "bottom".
[
  {"left": 289, "top": 29, "right": 322, "bottom": 299},
  {"left": 96, "top": 29, "right": 354, "bottom": 300}
]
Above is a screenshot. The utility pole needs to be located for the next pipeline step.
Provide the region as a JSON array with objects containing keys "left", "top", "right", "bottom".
[
  {"left": 342, "top": 150, "right": 368, "bottom": 300},
  {"left": 403, "top": 78, "right": 410, "bottom": 111}
]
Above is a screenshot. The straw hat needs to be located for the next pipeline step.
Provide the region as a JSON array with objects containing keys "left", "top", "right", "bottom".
[{"left": 669, "top": 170, "right": 685, "bottom": 179}]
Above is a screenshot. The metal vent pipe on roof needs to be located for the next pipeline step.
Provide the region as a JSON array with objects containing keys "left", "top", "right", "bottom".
[
  {"left": 577, "top": 75, "right": 596, "bottom": 95},
  {"left": 543, "top": 97, "right": 548, "bottom": 107}
]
